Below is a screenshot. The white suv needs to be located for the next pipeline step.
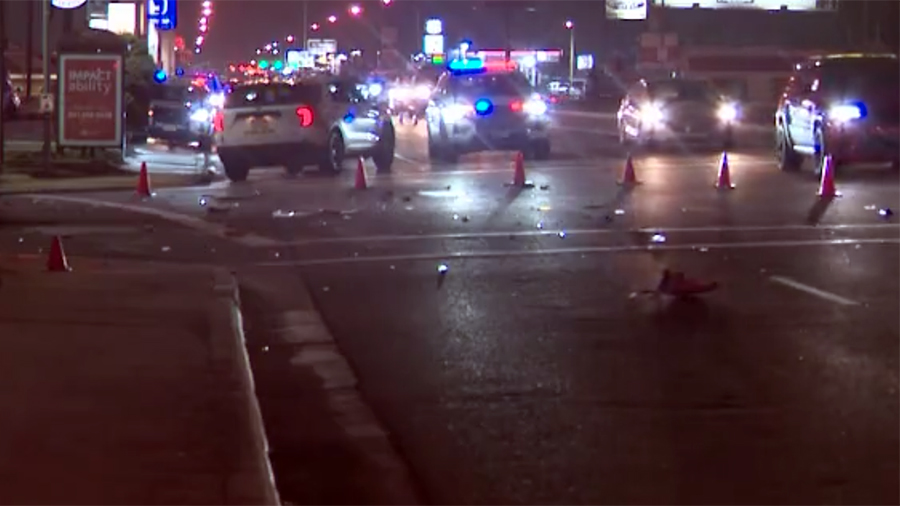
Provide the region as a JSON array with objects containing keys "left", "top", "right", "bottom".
[{"left": 214, "top": 78, "right": 395, "bottom": 182}]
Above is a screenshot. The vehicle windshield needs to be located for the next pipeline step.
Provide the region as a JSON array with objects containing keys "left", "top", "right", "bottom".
[
  {"left": 449, "top": 72, "right": 532, "bottom": 97},
  {"left": 224, "top": 82, "right": 321, "bottom": 108},
  {"left": 821, "top": 58, "right": 900, "bottom": 93},
  {"left": 650, "top": 80, "right": 719, "bottom": 102}
]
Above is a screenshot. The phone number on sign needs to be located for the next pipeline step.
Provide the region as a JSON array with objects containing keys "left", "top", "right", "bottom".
[{"left": 67, "top": 111, "right": 114, "bottom": 120}]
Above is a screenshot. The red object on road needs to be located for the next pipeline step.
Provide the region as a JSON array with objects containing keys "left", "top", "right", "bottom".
[
  {"left": 657, "top": 269, "right": 717, "bottom": 297},
  {"left": 817, "top": 155, "right": 839, "bottom": 198},
  {"left": 715, "top": 152, "right": 734, "bottom": 189},
  {"left": 618, "top": 154, "right": 639, "bottom": 185},
  {"left": 136, "top": 162, "right": 152, "bottom": 197},
  {"left": 512, "top": 151, "right": 526, "bottom": 186},
  {"left": 47, "top": 236, "right": 71, "bottom": 272},
  {"left": 355, "top": 157, "right": 367, "bottom": 190}
]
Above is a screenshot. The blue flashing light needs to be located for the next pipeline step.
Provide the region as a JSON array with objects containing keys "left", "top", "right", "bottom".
[
  {"left": 343, "top": 113, "right": 355, "bottom": 123},
  {"left": 153, "top": 69, "right": 167, "bottom": 83},
  {"left": 474, "top": 98, "right": 493, "bottom": 115},
  {"left": 448, "top": 57, "right": 485, "bottom": 73},
  {"left": 175, "top": 67, "right": 185, "bottom": 77}
]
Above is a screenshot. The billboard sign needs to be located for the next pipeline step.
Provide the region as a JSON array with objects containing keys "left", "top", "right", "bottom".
[
  {"left": 423, "top": 34, "right": 444, "bottom": 55},
  {"left": 58, "top": 54, "right": 123, "bottom": 147},
  {"left": 307, "top": 39, "right": 337, "bottom": 55},
  {"left": 652, "top": 0, "right": 831, "bottom": 10},
  {"left": 425, "top": 18, "right": 443, "bottom": 35},
  {"left": 607, "top": 0, "right": 648, "bottom": 19},
  {"left": 148, "top": 0, "right": 177, "bottom": 30}
]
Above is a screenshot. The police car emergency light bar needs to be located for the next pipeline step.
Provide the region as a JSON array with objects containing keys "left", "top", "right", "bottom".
[{"left": 448, "top": 58, "right": 517, "bottom": 73}]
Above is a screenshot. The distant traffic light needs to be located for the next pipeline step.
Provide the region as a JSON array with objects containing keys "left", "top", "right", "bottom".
[
  {"left": 258, "top": 59, "right": 270, "bottom": 69},
  {"left": 153, "top": 69, "right": 167, "bottom": 83},
  {"left": 273, "top": 60, "right": 284, "bottom": 70}
]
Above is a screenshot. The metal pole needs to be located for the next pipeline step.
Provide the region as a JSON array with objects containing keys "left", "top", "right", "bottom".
[
  {"left": 42, "top": 0, "right": 51, "bottom": 168},
  {"left": 568, "top": 28, "right": 574, "bottom": 87},
  {"left": 302, "top": 1, "right": 308, "bottom": 49},
  {"left": 25, "top": 1, "right": 34, "bottom": 99},
  {"left": 0, "top": 0, "right": 6, "bottom": 171}
]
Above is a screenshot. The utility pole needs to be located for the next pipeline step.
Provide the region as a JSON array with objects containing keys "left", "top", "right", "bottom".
[
  {"left": 302, "top": 0, "right": 308, "bottom": 49},
  {"left": 0, "top": 0, "right": 6, "bottom": 171},
  {"left": 42, "top": 0, "right": 51, "bottom": 169},
  {"left": 26, "top": 1, "right": 34, "bottom": 99}
]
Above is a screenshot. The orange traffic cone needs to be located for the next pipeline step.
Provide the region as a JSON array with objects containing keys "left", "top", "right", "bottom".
[
  {"left": 136, "top": 161, "right": 152, "bottom": 197},
  {"left": 354, "top": 157, "right": 367, "bottom": 190},
  {"left": 715, "top": 152, "right": 734, "bottom": 189},
  {"left": 618, "top": 154, "right": 639, "bottom": 185},
  {"left": 512, "top": 151, "right": 526, "bottom": 186},
  {"left": 47, "top": 236, "right": 71, "bottom": 272},
  {"left": 817, "top": 155, "right": 839, "bottom": 198}
]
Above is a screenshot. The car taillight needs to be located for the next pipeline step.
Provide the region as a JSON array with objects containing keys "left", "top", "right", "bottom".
[
  {"left": 509, "top": 100, "right": 523, "bottom": 112},
  {"left": 296, "top": 106, "right": 314, "bottom": 127},
  {"left": 213, "top": 111, "right": 224, "bottom": 132}
]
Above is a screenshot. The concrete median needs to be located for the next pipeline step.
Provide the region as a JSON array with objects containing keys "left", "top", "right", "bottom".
[{"left": 0, "top": 258, "right": 280, "bottom": 504}]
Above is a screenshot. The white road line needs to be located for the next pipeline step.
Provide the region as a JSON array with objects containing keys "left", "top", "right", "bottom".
[
  {"left": 770, "top": 276, "right": 860, "bottom": 306},
  {"left": 280, "top": 223, "right": 899, "bottom": 248},
  {"left": 256, "top": 237, "right": 899, "bottom": 268},
  {"left": 20, "top": 194, "right": 282, "bottom": 248}
]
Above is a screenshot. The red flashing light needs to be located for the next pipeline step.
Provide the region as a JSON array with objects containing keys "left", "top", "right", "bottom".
[
  {"left": 509, "top": 100, "right": 523, "bottom": 112},
  {"left": 483, "top": 60, "right": 517, "bottom": 72},
  {"left": 296, "top": 106, "right": 314, "bottom": 127},
  {"left": 213, "top": 111, "right": 224, "bottom": 132}
]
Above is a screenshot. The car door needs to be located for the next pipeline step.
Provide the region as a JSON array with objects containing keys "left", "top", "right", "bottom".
[
  {"left": 329, "top": 80, "right": 379, "bottom": 151},
  {"left": 785, "top": 67, "right": 818, "bottom": 148},
  {"left": 618, "top": 82, "right": 645, "bottom": 136}
]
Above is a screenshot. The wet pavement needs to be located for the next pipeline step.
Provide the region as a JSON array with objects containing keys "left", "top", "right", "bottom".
[{"left": 0, "top": 110, "right": 897, "bottom": 504}]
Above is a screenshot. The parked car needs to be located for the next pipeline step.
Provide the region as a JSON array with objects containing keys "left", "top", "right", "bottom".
[{"left": 775, "top": 53, "right": 899, "bottom": 173}]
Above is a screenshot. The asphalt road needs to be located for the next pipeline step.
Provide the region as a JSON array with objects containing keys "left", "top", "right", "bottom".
[{"left": 1, "top": 110, "right": 898, "bottom": 505}]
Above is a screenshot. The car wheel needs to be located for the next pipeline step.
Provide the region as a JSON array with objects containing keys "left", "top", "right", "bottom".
[
  {"left": 531, "top": 139, "right": 551, "bottom": 160},
  {"left": 319, "top": 129, "right": 345, "bottom": 175},
  {"left": 812, "top": 126, "right": 828, "bottom": 176},
  {"left": 373, "top": 123, "right": 395, "bottom": 173},
  {"left": 223, "top": 162, "right": 250, "bottom": 182},
  {"left": 775, "top": 125, "right": 802, "bottom": 172}
]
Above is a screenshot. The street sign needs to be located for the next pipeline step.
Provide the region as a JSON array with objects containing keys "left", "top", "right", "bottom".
[
  {"left": 52, "top": 0, "right": 87, "bottom": 9},
  {"left": 39, "top": 94, "right": 54, "bottom": 114},
  {"left": 148, "top": 0, "right": 177, "bottom": 30},
  {"left": 307, "top": 39, "right": 337, "bottom": 56}
]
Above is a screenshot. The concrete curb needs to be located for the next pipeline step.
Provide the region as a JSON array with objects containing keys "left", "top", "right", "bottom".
[
  {"left": 213, "top": 268, "right": 282, "bottom": 506},
  {"left": 553, "top": 109, "right": 618, "bottom": 119}
]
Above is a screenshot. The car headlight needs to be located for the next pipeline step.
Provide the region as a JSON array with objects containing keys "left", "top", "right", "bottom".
[
  {"left": 441, "top": 103, "right": 473, "bottom": 123},
  {"left": 829, "top": 103, "right": 864, "bottom": 123},
  {"left": 369, "top": 83, "right": 384, "bottom": 97},
  {"left": 414, "top": 85, "right": 431, "bottom": 99},
  {"left": 640, "top": 103, "right": 665, "bottom": 125},
  {"left": 717, "top": 103, "right": 738, "bottom": 123},
  {"left": 190, "top": 109, "right": 211, "bottom": 122},
  {"left": 523, "top": 98, "right": 547, "bottom": 116},
  {"left": 208, "top": 93, "right": 225, "bottom": 108}
]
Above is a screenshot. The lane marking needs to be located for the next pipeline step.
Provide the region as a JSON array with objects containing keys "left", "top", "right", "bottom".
[
  {"left": 19, "top": 194, "right": 282, "bottom": 248},
  {"left": 256, "top": 237, "right": 899, "bottom": 268},
  {"left": 280, "top": 223, "right": 900, "bottom": 248},
  {"left": 770, "top": 276, "right": 860, "bottom": 306}
]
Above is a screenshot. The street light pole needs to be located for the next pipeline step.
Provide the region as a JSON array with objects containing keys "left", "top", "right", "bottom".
[
  {"left": 566, "top": 20, "right": 575, "bottom": 87},
  {"left": 302, "top": 0, "right": 308, "bottom": 49},
  {"left": 41, "top": 0, "right": 51, "bottom": 168}
]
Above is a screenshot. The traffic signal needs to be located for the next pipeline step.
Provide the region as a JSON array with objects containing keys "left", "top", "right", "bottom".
[
  {"left": 258, "top": 59, "right": 270, "bottom": 69},
  {"left": 153, "top": 69, "right": 167, "bottom": 83},
  {"left": 273, "top": 60, "right": 284, "bottom": 70}
]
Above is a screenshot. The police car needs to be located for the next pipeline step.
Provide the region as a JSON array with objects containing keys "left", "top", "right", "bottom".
[
  {"left": 425, "top": 58, "right": 551, "bottom": 162},
  {"left": 214, "top": 77, "right": 395, "bottom": 182}
]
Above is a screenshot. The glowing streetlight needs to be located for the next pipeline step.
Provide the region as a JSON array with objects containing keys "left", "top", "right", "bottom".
[
  {"left": 265, "top": 43, "right": 272, "bottom": 51},
  {"left": 199, "top": 24, "right": 207, "bottom": 32},
  {"left": 349, "top": 5, "right": 362, "bottom": 16},
  {"left": 565, "top": 20, "right": 575, "bottom": 89},
  {"left": 311, "top": 22, "right": 321, "bottom": 30},
  {"left": 565, "top": 20, "right": 573, "bottom": 29},
  {"left": 382, "top": 0, "right": 392, "bottom": 4},
  {"left": 202, "top": 7, "right": 212, "bottom": 16},
  {"left": 327, "top": 15, "right": 337, "bottom": 23},
  {"left": 202, "top": 0, "right": 211, "bottom": 7},
  {"left": 286, "top": 35, "right": 295, "bottom": 43}
]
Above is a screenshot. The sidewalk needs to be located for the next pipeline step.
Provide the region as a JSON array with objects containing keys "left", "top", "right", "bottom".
[{"left": 0, "top": 259, "right": 279, "bottom": 504}]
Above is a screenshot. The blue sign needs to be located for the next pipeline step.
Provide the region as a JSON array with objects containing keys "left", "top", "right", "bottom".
[{"left": 148, "top": 0, "right": 177, "bottom": 30}]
